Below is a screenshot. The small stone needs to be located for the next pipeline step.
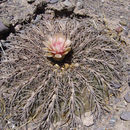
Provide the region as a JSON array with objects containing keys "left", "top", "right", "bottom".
[
  {"left": 115, "top": 26, "right": 123, "bottom": 33},
  {"left": 120, "top": 111, "right": 130, "bottom": 121},
  {"left": 48, "top": 0, "right": 58, "bottom": 4},
  {"left": 76, "top": 1, "right": 83, "bottom": 9},
  {"left": 82, "top": 112, "right": 94, "bottom": 126},
  {"left": 62, "top": 0, "right": 75, "bottom": 11},
  {"left": 64, "top": 63, "right": 69, "bottom": 69},
  {"left": 119, "top": 19, "right": 127, "bottom": 26},
  {"left": 101, "top": 0, "right": 105, "bottom": 2},
  {"left": 120, "top": 16, "right": 124, "bottom": 19},
  {"left": 61, "top": 67, "right": 64, "bottom": 71},
  {"left": 109, "top": 117, "right": 117, "bottom": 127},
  {"left": 74, "top": 63, "right": 79, "bottom": 67},
  {"left": 74, "top": 8, "right": 86, "bottom": 16},
  {"left": 124, "top": 91, "right": 130, "bottom": 103},
  {"left": 63, "top": 0, "right": 72, "bottom": 7},
  {"left": 110, "top": 81, "right": 121, "bottom": 89},
  {"left": 117, "top": 101, "right": 127, "bottom": 108},
  {"left": 27, "top": 0, "right": 35, "bottom": 4}
]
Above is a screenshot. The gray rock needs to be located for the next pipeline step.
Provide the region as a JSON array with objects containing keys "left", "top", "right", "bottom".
[
  {"left": 119, "top": 19, "right": 127, "bottom": 26},
  {"left": 48, "top": 0, "right": 58, "bottom": 4},
  {"left": 62, "top": 0, "right": 75, "bottom": 11},
  {"left": 110, "top": 81, "right": 121, "bottom": 89},
  {"left": 109, "top": 117, "right": 117, "bottom": 127},
  {"left": 120, "top": 111, "right": 130, "bottom": 121},
  {"left": 124, "top": 91, "right": 130, "bottom": 103},
  {"left": 76, "top": 0, "right": 83, "bottom": 10},
  {"left": 0, "top": 20, "right": 9, "bottom": 35},
  {"left": 63, "top": 0, "right": 72, "bottom": 7},
  {"left": 81, "top": 112, "right": 94, "bottom": 127}
]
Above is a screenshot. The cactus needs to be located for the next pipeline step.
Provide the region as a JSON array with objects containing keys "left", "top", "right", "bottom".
[{"left": 0, "top": 18, "right": 125, "bottom": 129}]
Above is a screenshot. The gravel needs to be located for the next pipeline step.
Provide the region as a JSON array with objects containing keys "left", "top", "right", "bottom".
[
  {"left": 124, "top": 91, "right": 130, "bottom": 103},
  {"left": 120, "top": 111, "right": 130, "bottom": 121},
  {"left": 48, "top": 0, "right": 59, "bottom": 4}
]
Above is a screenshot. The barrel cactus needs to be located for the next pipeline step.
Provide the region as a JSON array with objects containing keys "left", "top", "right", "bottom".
[{"left": 0, "top": 18, "right": 125, "bottom": 129}]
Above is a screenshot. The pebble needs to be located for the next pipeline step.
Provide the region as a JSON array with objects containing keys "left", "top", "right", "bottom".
[
  {"left": 115, "top": 26, "right": 123, "bottom": 33},
  {"left": 119, "top": 19, "right": 127, "bottom": 26},
  {"left": 76, "top": 0, "right": 83, "bottom": 9},
  {"left": 63, "top": 0, "right": 72, "bottom": 6},
  {"left": 47, "top": 0, "right": 58, "bottom": 4},
  {"left": 74, "top": 63, "right": 79, "bottom": 67},
  {"left": 124, "top": 91, "right": 130, "bottom": 103},
  {"left": 62, "top": 0, "right": 75, "bottom": 11},
  {"left": 110, "top": 81, "right": 121, "bottom": 89},
  {"left": 109, "top": 117, "right": 117, "bottom": 127},
  {"left": 64, "top": 63, "right": 69, "bottom": 69},
  {"left": 81, "top": 112, "right": 94, "bottom": 126},
  {"left": 120, "top": 111, "right": 130, "bottom": 121},
  {"left": 73, "top": 0, "right": 87, "bottom": 16},
  {"left": 116, "top": 101, "right": 127, "bottom": 109},
  {"left": 101, "top": 0, "right": 105, "bottom": 2},
  {"left": 62, "top": 0, "right": 74, "bottom": 11}
]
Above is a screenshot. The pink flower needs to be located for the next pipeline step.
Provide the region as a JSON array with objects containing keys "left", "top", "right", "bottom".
[{"left": 43, "top": 33, "right": 71, "bottom": 61}]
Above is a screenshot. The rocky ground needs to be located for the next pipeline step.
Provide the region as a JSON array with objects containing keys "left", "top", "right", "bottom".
[{"left": 0, "top": 0, "right": 130, "bottom": 130}]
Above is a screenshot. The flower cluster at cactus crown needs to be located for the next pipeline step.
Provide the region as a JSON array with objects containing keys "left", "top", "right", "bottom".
[{"left": 43, "top": 33, "right": 71, "bottom": 61}]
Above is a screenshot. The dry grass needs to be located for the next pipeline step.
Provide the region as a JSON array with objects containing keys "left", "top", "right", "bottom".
[{"left": 0, "top": 18, "right": 126, "bottom": 129}]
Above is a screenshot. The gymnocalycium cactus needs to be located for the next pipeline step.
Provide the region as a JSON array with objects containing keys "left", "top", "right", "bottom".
[{"left": 0, "top": 18, "right": 126, "bottom": 130}]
